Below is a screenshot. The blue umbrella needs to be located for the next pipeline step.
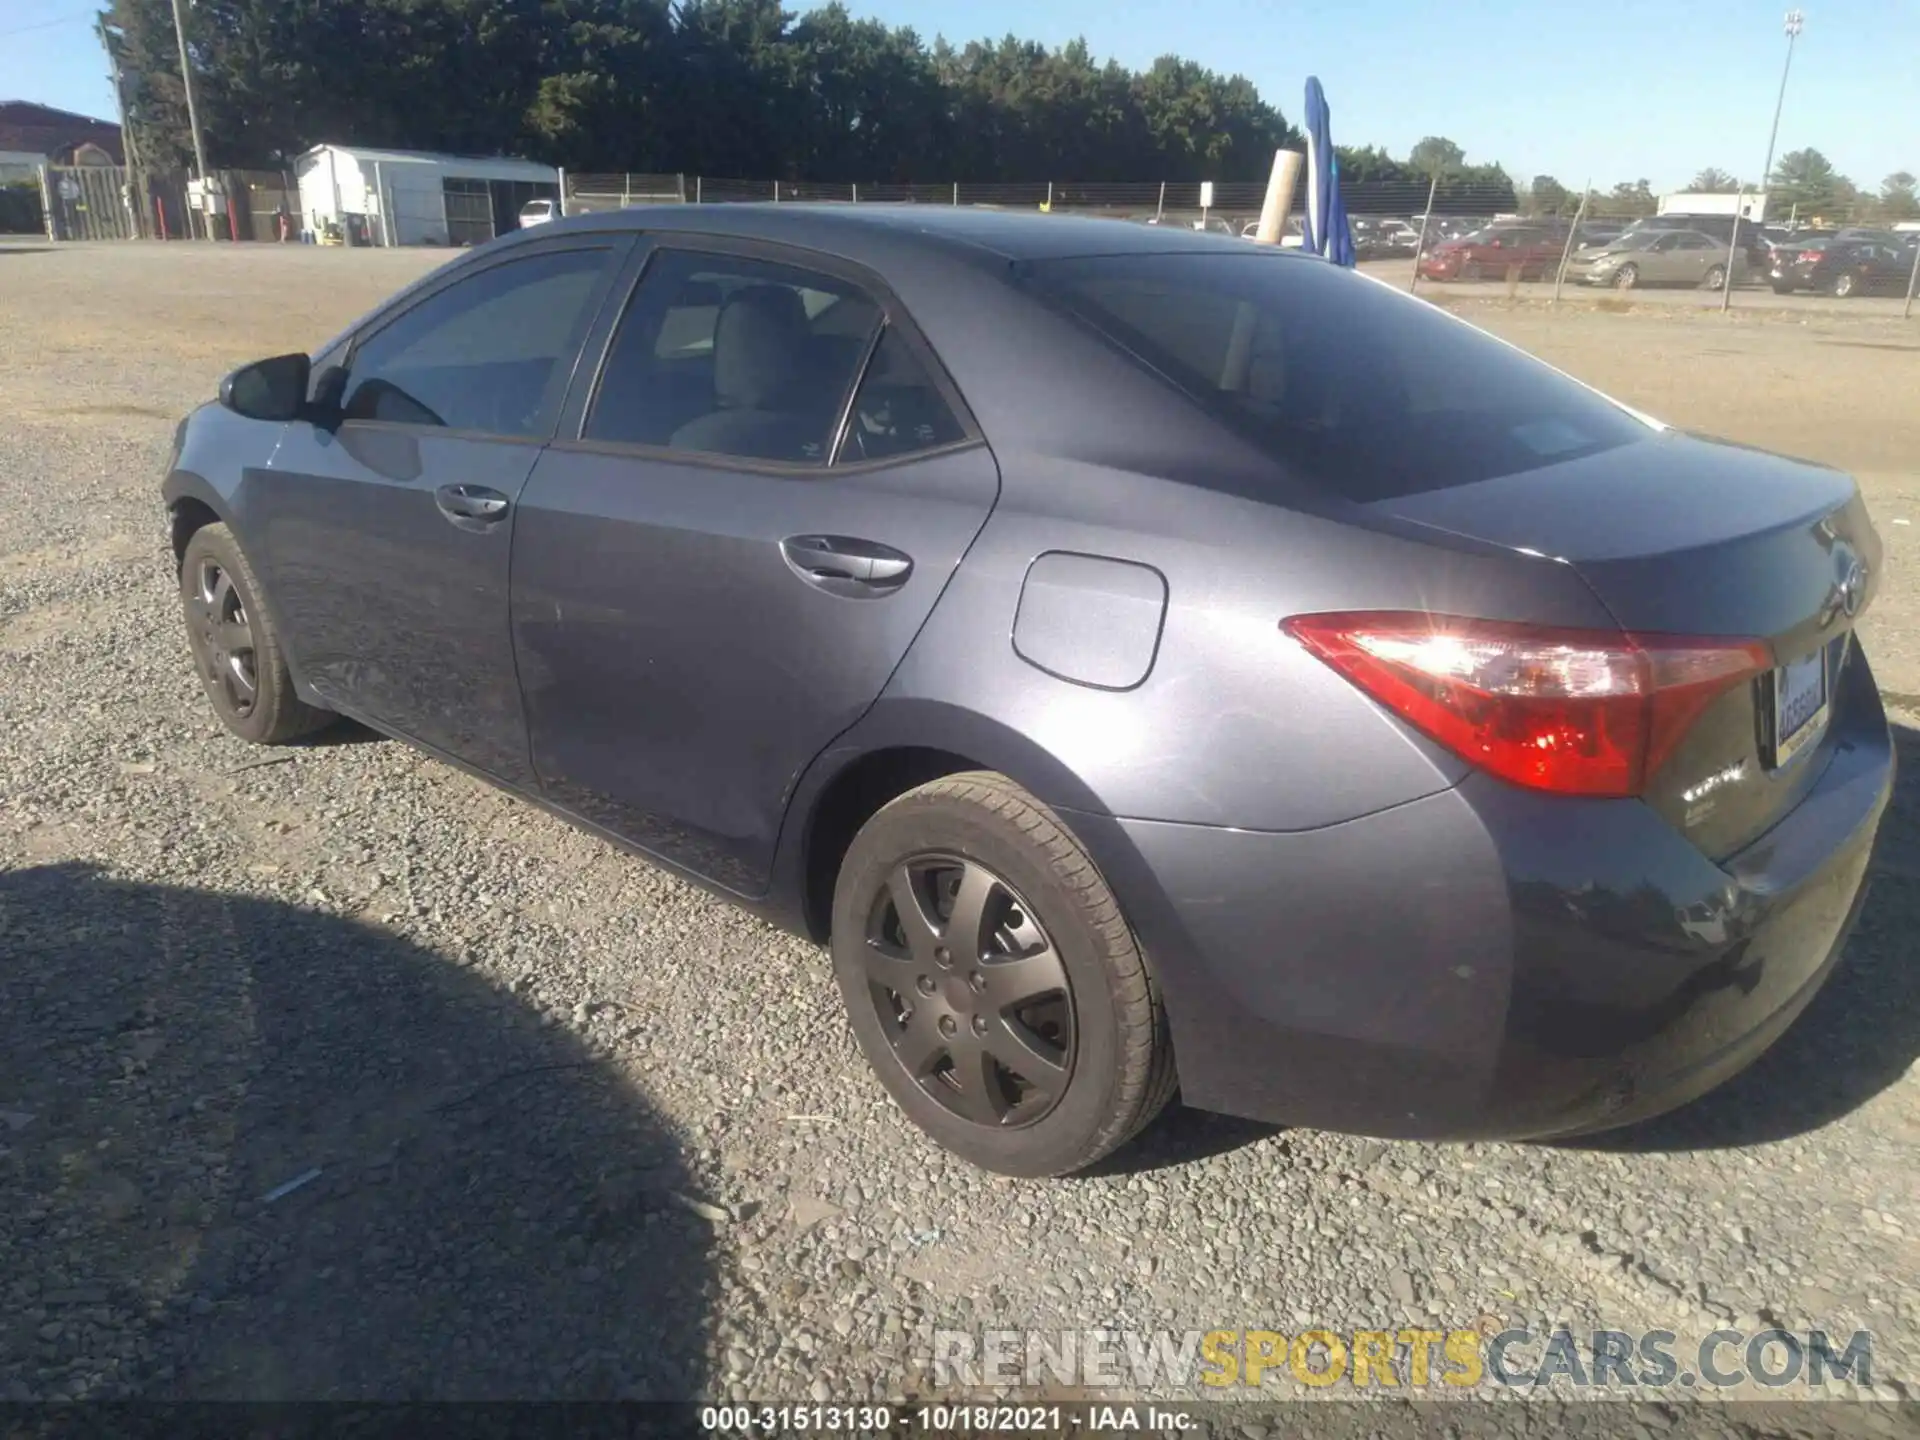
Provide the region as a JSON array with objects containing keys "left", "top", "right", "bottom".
[{"left": 1302, "top": 76, "right": 1356, "bottom": 267}]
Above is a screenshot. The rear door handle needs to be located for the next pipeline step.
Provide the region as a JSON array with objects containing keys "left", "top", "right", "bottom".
[
  {"left": 435, "top": 484, "right": 511, "bottom": 529},
  {"left": 780, "top": 535, "right": 914, "bottom": 596}
]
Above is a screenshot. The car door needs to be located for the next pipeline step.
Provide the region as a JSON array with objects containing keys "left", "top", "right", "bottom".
[
  {"left": 1870, "top": 244, "right": 1910, "bottom": 291},
  {"left": 1641, "top": 231, "right": 1686, "bottom": 282},
  {"left": 245, "top": 235, "right": 631, "bottom": 785},
  {"left": 1680, "top": 231, "right": 1723, "bottom": 281},
  {"left": 510, "top": 238, "right": 1000, "bottom": 895}
]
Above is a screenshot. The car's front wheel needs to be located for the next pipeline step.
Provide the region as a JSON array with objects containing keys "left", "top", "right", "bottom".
[
  {"left": 179, "top": 522, "right": 334, "bottom": 745},
  {"left": 830, "top": 771, "right": 1176, "bottom": 1176},
  {"left": 1612, "top": 264, "right": 1639, "bottom": 290}
]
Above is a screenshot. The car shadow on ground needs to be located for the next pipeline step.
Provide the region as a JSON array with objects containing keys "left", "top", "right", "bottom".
[
  {"left": 0, "top": 862, "right": 711, "bottom": 1400},
  {"left": 1565, "top": 721, "right": 1920, "bottom": 1154},
  {"left": 1090, "top": 1107, "right": 1282, "bottom": 1178},
  {"left": 290, "top": 716, "right": 388, "bottom": 748}
]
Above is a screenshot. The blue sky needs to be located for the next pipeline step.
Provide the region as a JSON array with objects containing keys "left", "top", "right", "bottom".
[{"left": 3, "top": 0, "right": 1913, "bottom": 193}]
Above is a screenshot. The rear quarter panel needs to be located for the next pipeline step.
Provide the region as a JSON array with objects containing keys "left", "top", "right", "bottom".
[{"left": 872, "top": 452, "right": 1624, "bottom": 832}]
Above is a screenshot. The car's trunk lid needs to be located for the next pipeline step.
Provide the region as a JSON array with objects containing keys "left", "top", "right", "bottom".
[{"left": 1368, "top": 431, "right": 1879, "bottom": 858}]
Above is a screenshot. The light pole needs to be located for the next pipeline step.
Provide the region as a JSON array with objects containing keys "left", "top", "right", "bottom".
[{"left": 1757, "top": 10, "right": 1804, "bottom": 224}]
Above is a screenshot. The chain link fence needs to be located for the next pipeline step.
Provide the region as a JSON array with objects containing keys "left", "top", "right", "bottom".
[{"left": 562, "top": 171, "right": 1920, "bottom": 317}]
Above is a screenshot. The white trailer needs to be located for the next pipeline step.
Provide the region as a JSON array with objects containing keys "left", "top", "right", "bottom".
[
  {"left": 1657, "top": 191, "right": 1768, "bottom": 222},
  {"left": 293, "top": 144, "right": 559, "bottom": 247}
]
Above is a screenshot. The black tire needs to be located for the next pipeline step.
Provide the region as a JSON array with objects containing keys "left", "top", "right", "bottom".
[
  {"left": 1831, "top": 271, "right": 1856, "bottom": 298},
  {"left": 830, "top": 771, "right": 1176, "bottom": 1177},
  {"left": 1612, "top": 264, "right": 1638, "bottom": 291},
  {"left": 179, "top": 522, "right": 334, "bottom": 745},
  {"left": 1772, "top": 282, "right": 1795, "bottom": 294},
  {"left": 1703, "top": 264, "right": 1727, "bottom": 291}
]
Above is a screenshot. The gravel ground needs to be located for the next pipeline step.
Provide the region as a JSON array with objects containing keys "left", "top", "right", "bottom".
[{"left": 2, "top": 240, "right": 1918, "bottom": 1431}]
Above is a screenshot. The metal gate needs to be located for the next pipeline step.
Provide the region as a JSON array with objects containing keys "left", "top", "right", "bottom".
[
  {"left": 45, "top": 165, "right": 138, "bottom": 241},
  {"left": 443, "top": 178, "right": 494, "bottom": 247}
]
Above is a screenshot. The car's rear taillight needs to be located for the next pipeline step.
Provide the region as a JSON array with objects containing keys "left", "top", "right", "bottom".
[
  {"left": 1798, "top": 249, "right": 1823, "bottom": 263},
  {"left": 1283, "top": 612, "right": 1771, "bottom": 798}
]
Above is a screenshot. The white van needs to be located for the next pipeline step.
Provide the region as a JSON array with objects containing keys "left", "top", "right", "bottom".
[{"left": 518, "top": 198, "right": 557, "bottom": 228}]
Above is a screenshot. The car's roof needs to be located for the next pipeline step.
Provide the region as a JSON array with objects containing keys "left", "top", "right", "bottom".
[{"left": 541, "top": 202, "right": 1256, "bottom": 266}]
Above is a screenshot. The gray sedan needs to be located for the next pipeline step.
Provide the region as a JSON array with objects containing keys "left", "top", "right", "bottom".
[
  {"left": 165, "top": 207, "right": 1889, "bottom": 1175},
  {"left": 1566, "top": 227, "right": 1746, "bottom": 289}
]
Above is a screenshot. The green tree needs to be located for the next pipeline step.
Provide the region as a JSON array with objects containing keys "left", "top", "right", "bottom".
[
  {"left": 1335, "top": 144, "right": 1414, "bottom": 184},
  {"left": 1878, "top": 171, "right": 1919, "bottom": 221},
  {"left": 1768, "top": 147, "right": 1849, "bottom": 220},
  {"left": 1605, "top": 177, "right": 1657, "bottom": 217},
  {"left": 1408, "top": 135, "right": 1465, "bottom": 180},
  {"left": 1526, "top": 174, "right": 1571, "bottom": 215},
  {"left": 1684, "top": 167, "right": 1740, "bottom": 193},
  {"left": 98, "top": 0, "right": 1305, "bottom": 182}
]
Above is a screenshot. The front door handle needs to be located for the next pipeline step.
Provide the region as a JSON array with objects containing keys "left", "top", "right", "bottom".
[
  {"left": 435, "top": 483, "right": 511, "bottom": 529},
  {"left": 780, "top": 535, "right": 914, "bottom": 597}
]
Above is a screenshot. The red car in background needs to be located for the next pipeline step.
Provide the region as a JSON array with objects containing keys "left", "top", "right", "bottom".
[{"left": 1418, "top": 224, "right": 1567, "bottom": 282}]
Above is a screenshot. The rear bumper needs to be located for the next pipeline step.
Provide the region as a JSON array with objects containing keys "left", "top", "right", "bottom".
[{"left": 1069, "top": 673, "right": 1893, "bottom": 1140}]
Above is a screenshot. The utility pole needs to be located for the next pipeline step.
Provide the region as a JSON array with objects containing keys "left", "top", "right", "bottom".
[
  {"left": 168, "top": 0, "right": 212, "bottom": 238},
  {"left": 1757, "top": 10, "right": 1804, "bottom": 224},
  {"left": 98, "top": 16, "right": 147, "bottom": 237}
]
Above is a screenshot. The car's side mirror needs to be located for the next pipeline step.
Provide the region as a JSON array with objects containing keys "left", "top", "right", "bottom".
[{"left": 219, "top": 353, "right": 311, "bottom": 422}]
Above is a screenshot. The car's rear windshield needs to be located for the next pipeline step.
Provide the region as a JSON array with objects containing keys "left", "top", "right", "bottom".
[{"left": 1029, "top": 252, "right": 1650, "bottom": 501}]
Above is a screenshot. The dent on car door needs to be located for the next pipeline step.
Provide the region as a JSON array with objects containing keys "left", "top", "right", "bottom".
[
  {"left": 511, "top": 241, "right": 999, "bottom": 894},
  {"left": 243, "top": 239, "right": 629, "bottom": 783}
]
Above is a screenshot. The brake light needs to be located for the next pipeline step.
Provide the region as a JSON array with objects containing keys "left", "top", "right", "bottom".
[
  {"left": 1797, "top": 249, "right": 1823, "bottom": 263},
  {"left": 1283, "top": 612, "right": 1771, "bottom": 798}
]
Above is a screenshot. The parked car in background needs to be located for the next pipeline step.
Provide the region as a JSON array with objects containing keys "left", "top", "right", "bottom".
[
  {"left": 163, "top": 206, "right": 1891, "bottom": 1175},
  {"left": 1622, "top": 212, "right": 1766, "bottom": 273},
  {"left": 1564, "top": 228, "right": 1744, "bottom": 290},
  {"left": 1353, "top": 219, "right": 1417, "bottom": 260},
  {"left": 1832, "top": 227, "right": 1908, "bottom": 248},
  {"left": 1772, "top": 238, "right": 1916, "bottom": 296},
  {"left": 1767, "top": 236, "right": 1833, "bottom": 291},
  {"left": 518, "top": 198, "right": 556, "bottom": 228},
  {"left": 1417, "top": 224, "right": 1564, "bottom": 281}
]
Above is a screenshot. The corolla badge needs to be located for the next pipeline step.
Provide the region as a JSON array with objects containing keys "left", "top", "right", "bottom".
[
  {"left": 1821, "top": 547, "right": 1868, "bottom": 627},
  {"left": 1682, "top": 759, "right": 1750, "bottom": 825}
]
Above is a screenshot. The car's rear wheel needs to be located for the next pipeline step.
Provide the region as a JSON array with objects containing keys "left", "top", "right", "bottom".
[
  {"left": 1612, "top": 264, "right": 1639, "bottom": 290},
  {"left": 1832, "top": 271, "right": 1856, "bottom": 298},
  {"left": 179, "top": 523, "right": 334, "bottom": 745},
  {"left": 829, "top": 771, "right": 1176, "bottom": 1176},
  {"left": 1703, "top": 264, "right": 1727, "bottom": 291}
]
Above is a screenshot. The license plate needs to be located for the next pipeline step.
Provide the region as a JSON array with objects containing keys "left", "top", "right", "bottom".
[{"left": 1772, "top": 649, "right": 1830, "bottom": 766}]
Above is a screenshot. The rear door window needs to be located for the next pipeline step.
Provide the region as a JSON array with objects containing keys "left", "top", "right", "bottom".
[
  {"left": 585, "top": 248, "right": 881, "bottom": 465},
  {"left": 1032, "top": 252, "right": 1650, "bottom": 501},
  {"left": 833, "top": 325, "right": 966, "bottom": 464}
]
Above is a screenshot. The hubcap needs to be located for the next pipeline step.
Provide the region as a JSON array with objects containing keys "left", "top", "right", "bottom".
[
  {"left": 863, "top": 854, "right": 1075, "bottom": 1129},
  {"left": 192, "top": 560, "right": 258, "bottom": 717}
]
